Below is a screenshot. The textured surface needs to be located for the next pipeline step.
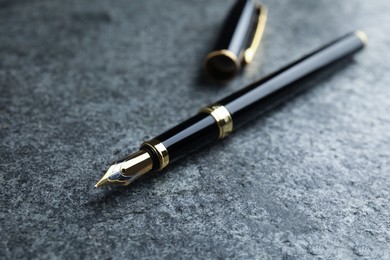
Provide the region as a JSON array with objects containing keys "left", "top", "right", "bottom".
[{"left": 1, "top": 0, "right": 390, "bottom": 259}]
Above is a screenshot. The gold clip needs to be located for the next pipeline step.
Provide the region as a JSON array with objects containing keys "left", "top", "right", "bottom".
[{"left": 244, "top": 5, "right": 268, "bottom": 64}]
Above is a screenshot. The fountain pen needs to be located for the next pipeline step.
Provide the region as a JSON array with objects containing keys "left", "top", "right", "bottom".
[{"left": 95, "top": 31, "right": 367, "bottom": 188}]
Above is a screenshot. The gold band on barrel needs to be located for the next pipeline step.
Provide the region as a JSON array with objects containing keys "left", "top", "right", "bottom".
[
  {"left": 204, "top": 49, "right": 241, "bottom": 73},
  {"left": 200, "top": 104, "right": 233, "bottom": 139},
  {"left": 141, "top": 139, "right": 169, "bottom": 170}
]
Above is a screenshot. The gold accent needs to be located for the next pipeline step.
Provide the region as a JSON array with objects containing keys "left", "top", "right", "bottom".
[
  {"left": 95, "top": 163, "right": 129, "bottom": 188},
  {"left": 119, "top": 150, "right": 153, "bottom": 176},
  {"left": 355, "top": 30, "right": 368, "bottom": 45},
  {"left": 200, "top": 104, "right": 233, "bottom": 139},
  {"left": 204, "top": 49, "right": 241, "bottom": 76},
  {"left": 244, "top": 5, "right": 268, "bottom": 64},
  {"left": 95, "top": 175, "right": 111, "bottom": 188},
  {"left": 141, "top": 139, "right": 169, "bottom": 170},
  {"left": 95, "top": 150, "right": 154, "bottom": 188}
]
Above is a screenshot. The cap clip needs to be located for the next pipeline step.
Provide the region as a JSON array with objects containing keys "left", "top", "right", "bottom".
[{"left": 244, "top": 5, "right": 267, "bottom": 64}]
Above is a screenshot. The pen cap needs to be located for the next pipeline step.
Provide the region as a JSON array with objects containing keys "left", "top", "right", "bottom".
[{"left": 205, "top": 0, "right": 267, "bottom": 81}]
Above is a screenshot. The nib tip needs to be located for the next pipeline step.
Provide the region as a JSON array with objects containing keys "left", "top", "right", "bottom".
[{"left": 95, "top": 178, "right": 109, "bottom": 188}]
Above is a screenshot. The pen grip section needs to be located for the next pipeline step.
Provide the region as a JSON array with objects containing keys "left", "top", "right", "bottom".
[{"left": 155, "top": 113, "right": 220, "bottom": 163}]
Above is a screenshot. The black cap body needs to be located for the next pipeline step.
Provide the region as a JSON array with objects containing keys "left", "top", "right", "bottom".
[{"left": 205, "top": 0, "right": 267, "bottom": 81}]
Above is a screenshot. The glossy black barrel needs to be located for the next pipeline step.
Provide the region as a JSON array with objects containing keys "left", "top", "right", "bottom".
[
  {"left": 218, "top": 32, "right": 366, "bottom": 127},
  {"left": 154, "top": 32, "right": 365, "bottom": 164},
  {"left": 205, "top": 0, "right": 260, "bottom": 80},
  {"left": 155, "top": 113, "right": 220, "bottom": 162}
]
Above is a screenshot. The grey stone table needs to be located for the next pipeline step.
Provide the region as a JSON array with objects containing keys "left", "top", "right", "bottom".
[{"left": 1, "top": 0, "right": 389, "bottom": 259}]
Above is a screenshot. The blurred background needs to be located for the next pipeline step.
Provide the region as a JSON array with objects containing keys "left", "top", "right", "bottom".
[{"left": 1, "top": 0, "right": 389, "bottom": 259}]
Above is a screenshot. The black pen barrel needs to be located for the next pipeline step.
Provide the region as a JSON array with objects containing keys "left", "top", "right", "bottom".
[
  {"left": 98, "top": 31, "right": 367, "bottom": 187},
  {"left": 153, "top": 113, "right": 220, "bottom": 163},
  {"left": 151, "top": 31, "right": 366, "bottom": 165},
  {"left": 218, "top": 31, "right": 366, "bottom": 127}
]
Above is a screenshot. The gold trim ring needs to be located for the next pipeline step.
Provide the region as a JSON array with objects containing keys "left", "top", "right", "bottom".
[
  {"left": 141, "top": 139, "right": 169, "bottom": 170},
  {"left": 200, "top": 104, "right": 233, "bottom": 139},
  {"left": 204, "top": 50, "right": 241, "bottom": 80}
]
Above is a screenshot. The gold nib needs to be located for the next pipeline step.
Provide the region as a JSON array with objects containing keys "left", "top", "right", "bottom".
[
  {"left": 95, "top": 181, "right": 107, "bottom": 188},
  {"left": 94, "top": 170, "right": 113, "bottom": 188},
  {"left": 95, "top": 150, "right": 154, "bottom": 188},
  {"left": 95, "top": 179, "right": 108, "bottom": 188}
]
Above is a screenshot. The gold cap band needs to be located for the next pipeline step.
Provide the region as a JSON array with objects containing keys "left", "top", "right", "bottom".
[
  {"left": 204, "top": 49, "right": 241, "bottom": 80},
  {"left": 200, "top": 104, "right": 233, "bottom": 139}
]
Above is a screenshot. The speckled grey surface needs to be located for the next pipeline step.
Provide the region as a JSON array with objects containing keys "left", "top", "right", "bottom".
[{"left": 1, "top": 0, "right": 390, "bottom": 259}]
